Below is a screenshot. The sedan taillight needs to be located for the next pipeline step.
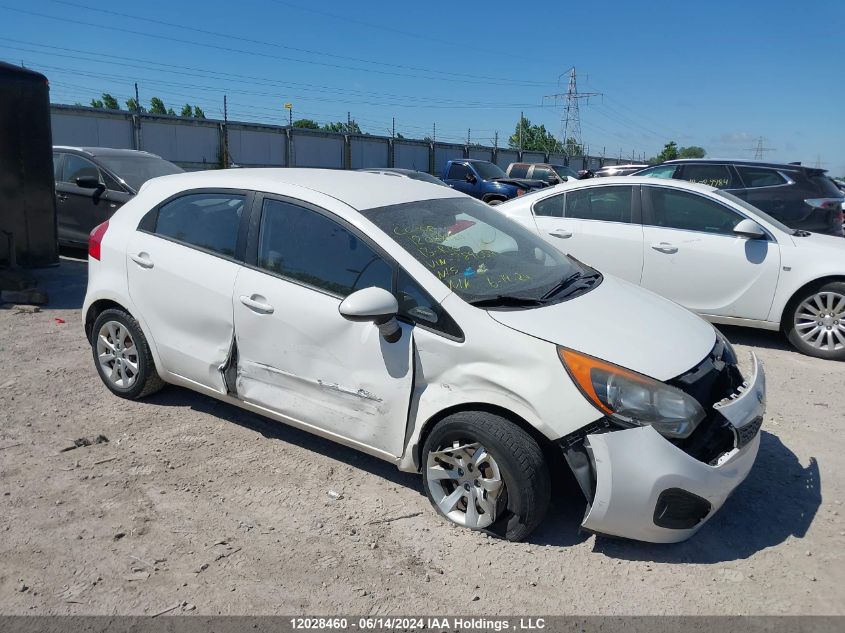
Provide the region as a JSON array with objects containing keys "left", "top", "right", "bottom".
[{"left": 89, "top": 221, "right": 109, "bottom": 260}]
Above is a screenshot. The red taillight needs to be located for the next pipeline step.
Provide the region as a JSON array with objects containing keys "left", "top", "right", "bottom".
[{"left": 89, "top": 221, "right": 109, "bottom": 260}]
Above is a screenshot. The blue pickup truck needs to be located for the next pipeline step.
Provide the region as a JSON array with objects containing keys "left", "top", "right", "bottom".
[{"left": 441, "top": 159, "right": 547, "bottom": 204}]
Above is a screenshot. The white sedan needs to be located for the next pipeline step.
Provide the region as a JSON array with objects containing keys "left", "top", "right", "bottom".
[
  {"left": 83, "top": 169, "right": 765, "bottom": 542},
  {"left": 498, "top": 177, "right": 845, "bottom": 360}
]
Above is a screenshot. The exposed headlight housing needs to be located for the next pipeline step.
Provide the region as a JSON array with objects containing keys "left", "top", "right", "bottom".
[{"left": 559, "top": 347, "right": 706, "bottom": 439}]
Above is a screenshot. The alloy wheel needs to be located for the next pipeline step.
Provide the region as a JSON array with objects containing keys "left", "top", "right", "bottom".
[
  {"left": 794, "top": 291, "right": 845, "bottom": 352},
  {"left": 425, "top": 440, "right": 504, "bottom": 529},
  {"left": 96, "top": 320, "right": 140, "bottom": 389}
]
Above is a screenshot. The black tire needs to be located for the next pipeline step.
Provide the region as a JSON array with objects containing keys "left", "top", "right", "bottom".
[
  {"left": 486, "top": 198, "right": 504, "bottom": 206},
  {"left": 421, "top": 411, "right": 550, "bottom": 542},
  {"left": 90, "top": 308, "right": 165, "bottom": 399},
  {"left": 784, "top": 280, "right": 845, "bottom": 360}
]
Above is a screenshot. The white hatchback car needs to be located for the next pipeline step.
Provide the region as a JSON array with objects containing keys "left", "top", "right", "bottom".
[
  {"left": 83, "top": 169, "right": 765, "bottom": 543},
  {"left": 498, "top": 177, "right": 845, "bottom": 360}
]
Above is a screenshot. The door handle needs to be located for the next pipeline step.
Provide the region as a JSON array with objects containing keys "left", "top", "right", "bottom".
[
  {"left": 650, "top": 242, "right": 678, "bottom": 254},
  {"left": 129, "top": 252, "right": 154, "bottom": 269},
  {"left": 548, "top": 229, "right": 573, "bottom": 239},
  {"left": 239, "top": 295, "right": 274, "bottom": 314}
]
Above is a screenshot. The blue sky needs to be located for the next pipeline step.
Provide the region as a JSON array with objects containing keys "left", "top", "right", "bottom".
[{"left": 3, "top": 0, "right": 844, "bottom": 175}]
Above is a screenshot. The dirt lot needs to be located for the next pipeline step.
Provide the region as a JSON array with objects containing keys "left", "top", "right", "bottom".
[{"left": 1, "top": 257, "right": 843, "bottom": 616}]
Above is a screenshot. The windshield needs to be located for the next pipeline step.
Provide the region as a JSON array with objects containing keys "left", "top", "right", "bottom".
[
  {"left": 362, "top": 197, "right": 595, "bottom": 307},
  {"left": 553, "top": 165, "right": 579, "bottom": 180},
  {"left": 713, "top": 190, "right": 796, "bottom": 234},
  {"left": 96, "top": 155, "right": 184, "bottom": 191},
  {"left": 472, "top": 161, "right": 507, "bottom": 180}
]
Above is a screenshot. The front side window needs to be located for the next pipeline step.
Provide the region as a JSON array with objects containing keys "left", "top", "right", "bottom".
[
  {"left": 680, "top": 164, "right": 732, "bottom": 188},
  {"left": 531, "top": 166, "right": 555, "bottom": 182},
  {"left": 644, "top": 187, "right": 743, "bottom": 235},
  {"left": 565, "top": 186, "right": 633, "bottom": 223},
  {"left": 362, "top": 197, "right": 592, "bottom": 306},
  {"left": 155, "top": 193, "right": 244, "bottom": 256},
  {"left": 446, "top": 163, "right": 470, "bottom": 181},
  {"left": 52, "top": 153, "right": 62, "bottom": 181},
  {"left": 63, "top": 154, "right": 99, "bottom": 184},
  {"left": 258, "top": 199, "right": 392, "bottom": 297},
  {"left": 736, "top": 166, "right": 787, "bottom": 188},
  {"left": 553, "top": 165, "right": 578, "bottom": 180},
  {"left": 637, "top": 164, "right": 677, "bottom": 179}
]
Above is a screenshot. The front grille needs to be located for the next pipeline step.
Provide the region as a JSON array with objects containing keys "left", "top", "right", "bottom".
[
  {"left": 669, "top": 339, "right": 746, "bottom": 463},
  {"left": 736, "top": 415, "right": 763, "bottom": 448}
]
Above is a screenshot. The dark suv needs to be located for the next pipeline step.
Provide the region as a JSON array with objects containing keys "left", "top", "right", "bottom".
[
  {"left": 53, "top": 146, "right": 183, "bottom": 247},
  {"left": 634, "top": 159, "right": 844, "bottom": 236}
]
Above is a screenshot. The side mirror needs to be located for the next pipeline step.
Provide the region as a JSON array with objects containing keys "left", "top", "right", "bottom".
[
  {"left": 733, "top": 218, "right": 766, "bottom": 239},
  {"left": 339, "top": 287, "right": 402, "bottom": 343},
  {"left": 76, "top": 176, "right": 105, "bottom": 191},
  {"left": 465, "top": 172, "right": 477, "bottom": 184}
]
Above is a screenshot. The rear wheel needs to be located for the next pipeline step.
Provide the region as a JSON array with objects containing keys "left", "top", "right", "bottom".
[
  {"left": 784, "top": 281, "right": 845, "bottom": 360},
  {"left": 91, "top": 308, "right": 165, "bottom": 399},
  {"left": 421, "top": 411, "right": 550, "bottom": 541}
]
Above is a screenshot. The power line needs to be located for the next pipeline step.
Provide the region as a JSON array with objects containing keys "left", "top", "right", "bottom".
[{"left": 3, "top": 5, "right": 550, "bottom": 88}]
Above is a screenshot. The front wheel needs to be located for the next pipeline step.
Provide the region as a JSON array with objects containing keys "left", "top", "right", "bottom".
[
  {"left": 421, "top": 412, "right": 550, "bottom": 541},
  {"left": 784, "top": 281, "right": 845, "bottom": 360}
]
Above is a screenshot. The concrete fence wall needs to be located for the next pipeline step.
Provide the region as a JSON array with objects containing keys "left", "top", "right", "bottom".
[{"left": 49, "top": 104, "right": 624, "bottom": 174}]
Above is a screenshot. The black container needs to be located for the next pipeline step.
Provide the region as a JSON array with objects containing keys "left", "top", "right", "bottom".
[{"left": 0, "top": 61, "right": 58, "bottom": 267}]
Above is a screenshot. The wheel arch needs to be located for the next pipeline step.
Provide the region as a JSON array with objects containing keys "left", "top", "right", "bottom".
[
  {"left": 84, "top": 298, "right": 129, "bottom": 342},
  {"left": 414, "top": 402, "right": 560, "bottom": 476},
  {"left": 778, "top": 274, "right": 845, "bottom": 331},
  {"left": 482, "top": 193, "right": 508, "bottom": 204}
]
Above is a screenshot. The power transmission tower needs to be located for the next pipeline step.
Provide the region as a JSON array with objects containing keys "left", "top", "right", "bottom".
[
  {"left": 744, "top": 136, "right": 775, "bottom": 160},
  {"left": 544, "top": 67, "right": 600, "bottom": 156}
]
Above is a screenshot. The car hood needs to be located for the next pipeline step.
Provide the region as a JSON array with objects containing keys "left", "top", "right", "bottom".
[
  {"left": 486, "top": 275, "right": 716, "bottom": 381},
  {"left": 789, "top": 231, "right": 845, "bottom": 252}
]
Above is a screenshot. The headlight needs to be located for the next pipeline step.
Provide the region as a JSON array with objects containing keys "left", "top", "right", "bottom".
[{"left": 558, "top": 347, "right": 706, "bottom": 439}]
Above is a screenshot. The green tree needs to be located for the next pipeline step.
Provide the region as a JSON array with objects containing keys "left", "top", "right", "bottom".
[
  {"left": 395, "top": 132, "right": 405, "bottom": 139},
  {"left": 678, "top": 145, "right": 706, "bottom": 158},
  {"left": 180, "top": 104, "right": 193, "bottom": 117},
  {"left": 323, "top": 120, "right": 362, "bottom": 134},
  {"left": 149, "top": 97, "right": 167, "bottom": 115},
  {"left": 125, "top": 97, "right": 145, "bottom": 113},
  {"left": 101, "top": 93, "right": 119, "bottom": 109},
  {"left": 563, "top": 137, "right": 584, "bottom": 156},
  {"left": 652, "top": 141, "right": 679, "bottom": 163},
  {"left": 167, "top": 107, "right": 176, "bottom": 116},
  {"left": 293, "top": 118, "right": 320, "bottom": 129},
  {"left": 507, "top": 117, "right": 564, "bottom": 153},
  {"left": 193, "top": 105, "right": 205, "bottom": 119},
  {"left": 90, "top": 98, "right": 104, "bottom": 108}
]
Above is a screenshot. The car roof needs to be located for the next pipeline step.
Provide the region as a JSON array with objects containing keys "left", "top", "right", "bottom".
[
  {"left": 142, "top": 168, "right": 462, "bottom": 210},
  {"left": 523, "top": 176, "right": 721, "bottom": 196},
  {"left": 660, "top": 158, "right": 824, "bottom": 172},
  {"left": 53, "top": 146, "right": 164, "bottom": 159}
]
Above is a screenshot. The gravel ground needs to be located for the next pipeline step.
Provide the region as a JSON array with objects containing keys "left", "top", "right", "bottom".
[{"left": 0, "top": 257, "right": 843, "bottom": 616}]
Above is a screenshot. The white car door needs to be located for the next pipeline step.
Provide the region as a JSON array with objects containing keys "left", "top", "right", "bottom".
[
  {"left": 127, "top": 191, "right": 248, "bottom": 391},
  {"left": 232, "top": 196, "right": 415, "bottom": 458},
  {"left": 531, "top": 185, "right": 645, "bottom": 283},
  {"left": 639, "top": 185, "right": 781, "bottom": 320}
]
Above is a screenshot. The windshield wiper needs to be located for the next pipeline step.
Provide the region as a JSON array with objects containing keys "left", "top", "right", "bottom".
[
  {"left": 540, "top": 271, "right": 601, "bottom": 301},
  {"left": 467, "top": 295, "right": 545, "bottom": 308}
]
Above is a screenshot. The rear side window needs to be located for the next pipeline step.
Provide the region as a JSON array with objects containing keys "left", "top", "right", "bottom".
[
  {"left": 808, "top": 174, "right": 845, "bottom": 197},
  {"left": 155, "top": 193, "right": 244, "bottom": 257},
  {"left": 565, "top": 186, "right": 633, "bottom": 223},
  {"left": 446, "top": 163, "right": 470, "bottom": 180},
  {"left": 257, "top": 199, "right": 392, "bottom": 297},
  {"left": 680, "top": 164, "right": 731, "bottom": 188},
  {"left": 644, "top": 187, "right": 743, "bottom": 235},
  {"left": 509, "top": 164, "right": 529, "bottom": 178},
  {"left": 533, "top": 193, "right": 564, "bottom": 218},
  {"left": 63, "top": 154, "right": 99, "bottom": 184},
  {"left": 736, "top": 166, "right": 787, "bottom": 188}
]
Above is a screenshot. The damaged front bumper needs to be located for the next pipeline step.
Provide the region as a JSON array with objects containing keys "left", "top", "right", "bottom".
[{"left": 570, "top": 353, "right": 765, "bottom": 543}]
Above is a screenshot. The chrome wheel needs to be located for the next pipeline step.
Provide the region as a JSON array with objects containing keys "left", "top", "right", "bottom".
[
  {"left": 96, "top": 320, "right": 139, "bottom": 389},
  {"left": 794, "top": 291, "right": 845, "bottom": 352},
  {"left": 425, "top": 440, "right": 504, "bottom": 529}
]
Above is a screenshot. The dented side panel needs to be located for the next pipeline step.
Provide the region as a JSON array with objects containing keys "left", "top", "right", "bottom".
[
  {"left": 232, "top": 267, "right": 414, "bottom": 457},
  {"left": 126, "top": 230, "right": 238, "bottom": 393}
]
